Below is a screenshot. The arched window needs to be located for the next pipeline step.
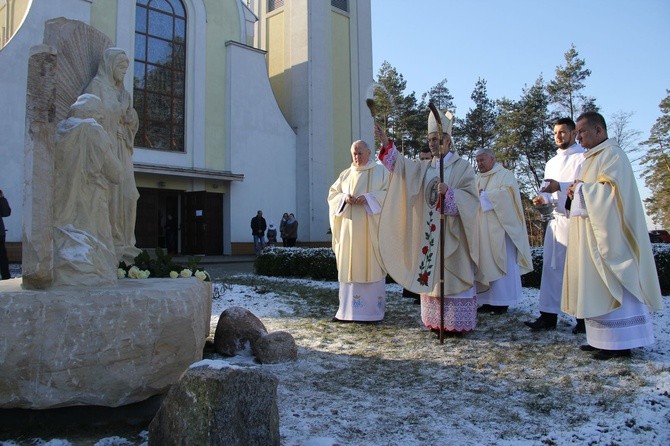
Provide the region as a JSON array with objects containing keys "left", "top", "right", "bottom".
[{"left": 134, "top": 0, "right": 186, "bottom": 152}]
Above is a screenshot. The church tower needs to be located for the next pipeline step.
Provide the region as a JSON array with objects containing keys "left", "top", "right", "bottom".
[{"left": 251, "top": 0, "right": 374, "bottom": 241}]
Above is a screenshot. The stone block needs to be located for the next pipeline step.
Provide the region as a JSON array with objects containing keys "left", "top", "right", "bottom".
[
  {"left": 213, "top": 306, "right": 267, "bottom": 356},
  {"left": 253, "top": 331, "right": 298, "bottom": 364},
  {"left": 0, "top": 277, "right": 212, "bottom": 409},
  {"left": 148, "top": 364, "right": 280, "bottom": 446}
]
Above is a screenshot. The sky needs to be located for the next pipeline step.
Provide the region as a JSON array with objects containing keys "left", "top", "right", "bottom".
[{"left": 370, "top": 0, "right": 670, "bottom": 227}]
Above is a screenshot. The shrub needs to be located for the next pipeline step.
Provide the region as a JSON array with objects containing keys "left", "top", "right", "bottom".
[
  {"left": 255, "top": 245, "right": 670, "bottom": 296},
  {"left": 652, "top": 243, "right": 670, "bottom": 295},
  {"left": 522, "top": 244, "right": 669, "bottom": 295},
  {"left": 521, "top": 247, "right": 544, "bottom": 288},
  {"left": 255, "top": 247, "right": 337, "bottom": 281}
]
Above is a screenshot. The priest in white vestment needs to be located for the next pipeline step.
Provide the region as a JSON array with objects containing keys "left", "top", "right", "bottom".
[
  {"left": 376, "top": 111, "right": 480, "bottom": 333},
  {"left": 562, "top": 112, "right": 663, "bottom": 360},
  {"left": 474, "top": 148, "right": 532, "bottom": 314},
  {"left": 328, "top": 140, "right": 390, "bottom": 322},
  {"left": 525, "top": 118, "right": 585, "bottom": 332}
]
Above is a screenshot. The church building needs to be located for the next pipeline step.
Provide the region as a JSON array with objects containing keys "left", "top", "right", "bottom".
[{"left": 0, "top": 0, "right": 374, "bottom": 257}]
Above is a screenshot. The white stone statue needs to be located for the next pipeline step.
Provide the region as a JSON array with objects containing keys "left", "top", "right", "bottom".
[
  {"left": 53, "top": 94, "right": 122, "bottom": 286},
  {"left": 84, "top": 47, "right": 141, "bottom": 265}
]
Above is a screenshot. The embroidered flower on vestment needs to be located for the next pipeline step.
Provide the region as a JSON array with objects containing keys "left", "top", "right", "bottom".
[{"left": 417, "top": 210, "right": 436, "bottom": 286}]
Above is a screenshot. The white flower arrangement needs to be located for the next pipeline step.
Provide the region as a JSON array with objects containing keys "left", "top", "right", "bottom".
[
  {"left": 127, "top": 265, "right": 151, "bottom": 279},
  {"left": 194, "top": 270, "right": 209, "bottom": 281},
  {"left": 117, "top": 249, "right": 210, "bottom": 281}
]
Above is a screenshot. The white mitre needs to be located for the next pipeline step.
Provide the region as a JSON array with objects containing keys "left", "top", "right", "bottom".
[{"left": 427, "top": 109, "right": 454, "bottom": 135}]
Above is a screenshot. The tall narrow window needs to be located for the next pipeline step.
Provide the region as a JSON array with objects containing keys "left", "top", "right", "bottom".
[
  {"left": 134, "top": 0, "right": 186, "bottom": 152},
  {"left": 331, "top": 0, "right": 348, "bottom": 13}
]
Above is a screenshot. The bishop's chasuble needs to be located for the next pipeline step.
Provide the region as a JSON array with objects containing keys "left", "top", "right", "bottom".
[{"left": 379, "top": 144, "right": 480, "bottom": 332}]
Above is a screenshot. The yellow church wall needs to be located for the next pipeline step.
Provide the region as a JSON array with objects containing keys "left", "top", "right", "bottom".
[
  {"left": 1, "top": 0, "right": 31, "bottom": 47},
  {"left": 266, "top": 11, "right": 288, "bottom": 122},
  {"left": 89, "top": 0, "right": 241, "bottom": 173},
  {"left": 202, "top": 0, "right": 241, "bottom": 172},
  {"left": 331, "top": 10, "right": 352, "bottom": 175}
]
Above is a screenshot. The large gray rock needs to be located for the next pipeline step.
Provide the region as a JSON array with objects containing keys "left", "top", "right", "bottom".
[
  {"left": 148, "top": 364, "right": 280, "bottom": 446},
  {"left": 253, "top": 331, "right": 298, "bottom": 364},
  {"left": 213, "top": 306, "right": 267, "bottom": 356},
  {"left": 0, "top": 277, "right": 212, "bottom": 409}
]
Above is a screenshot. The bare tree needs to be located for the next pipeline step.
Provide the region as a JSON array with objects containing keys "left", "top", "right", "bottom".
[{"left": 609, "top": 110, "right": 643, "bottom": 165}]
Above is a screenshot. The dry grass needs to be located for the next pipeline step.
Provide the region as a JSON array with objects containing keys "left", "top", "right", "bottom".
[{"left": 210, "top": 274, "right": 670, "bottom": 445}]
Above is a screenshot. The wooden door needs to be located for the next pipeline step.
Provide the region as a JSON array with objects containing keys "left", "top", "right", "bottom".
[
  {"left": 135, "top": 188, "right": 161, "bottom": 249},
  {"left": 181, "top": 191, "right": 223, "bottom": 255}
]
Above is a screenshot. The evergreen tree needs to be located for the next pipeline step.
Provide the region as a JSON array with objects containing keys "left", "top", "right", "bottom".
[
  {"left": 546, "top": 44, "right": 598, "bottom": 120},
  {"left": 640, "top": 89, "right": 670, "bottom": 227},
  {"left": 458, "top": 78, "right": 497, "bottom": 163},
  {"left": 421, "top": 78, "right": 456, "bottom": 113},
  {"left": 494, "top": 77, "right": 553, "bottom": 196},
  {"left": 374, "top": 61, "right": 423, "bottom": 157}
]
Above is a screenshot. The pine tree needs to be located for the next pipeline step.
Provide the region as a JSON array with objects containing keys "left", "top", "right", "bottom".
[
  {"left": 546, "top": 44, "right": 598, "bottom": 120},
  {"left": 458, "top": 78, "right": 497, "bottom": 163},
  {"left": 421, "top": 78, "right": 456, "bottom": 113},
  {"left": 640, "top": 90, "right": 670, "bottom": 227},
  {"left": 374, "top": 61, "right": 423, "bottom": 157},
  {"left": 494, "top": 77, "right": 553, "bottom": 195}
]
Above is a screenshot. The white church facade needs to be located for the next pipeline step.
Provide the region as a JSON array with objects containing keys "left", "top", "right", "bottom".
[{"left": 0, "top": 0, "right": 374, "bottom": 257}]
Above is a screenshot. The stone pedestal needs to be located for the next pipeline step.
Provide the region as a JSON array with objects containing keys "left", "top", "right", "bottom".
[{"left": 0, "top": 277, "right": 212, "bottom": 409}]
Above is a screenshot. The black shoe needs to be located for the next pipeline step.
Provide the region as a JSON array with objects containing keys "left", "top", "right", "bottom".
[
  {"left": 592, "top": 349, "right": 631, "bottom": 360},
  {"left": 489, "top": 305, "right": 508, "bottom": 314},
  {"left": 572, "top": 319, "right": 586, "bottom": 334},
  {"left": 524, "top": 312, "right": 557, "bottom": 331},
  {"left": 579, "top": 344, "right": 598, "bottom": 352},
  {"left": 477, "top": 304, "right": 493, "bottom": 313},
  {"left": 331, "top": 317, "right": 352, "bottom": 323},
  {"left": 402, "top": 288, "right": 419, "bottom": 298}
]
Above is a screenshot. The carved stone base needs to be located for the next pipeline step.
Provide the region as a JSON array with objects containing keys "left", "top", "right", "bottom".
[{"left": 0, "top": 278, "right": 212, "bottom": 409}]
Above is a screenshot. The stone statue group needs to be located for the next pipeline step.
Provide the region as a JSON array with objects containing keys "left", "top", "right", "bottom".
[{"left": 53, "top": 48, "right": 141, "bottom": 287}]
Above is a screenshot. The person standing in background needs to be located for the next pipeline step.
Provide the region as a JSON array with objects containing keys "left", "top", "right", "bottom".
[
  {"left": 250, "top": 210, "right": 267, "bottom": 255},
  {"left": 280, "top": 212, "right": 289, "bottom": 247},
  {"left": 165, "top": 213, "right": 178, "bottom": 255},
  {"left": 0, "top": 189, "right": 11, "bottom": 280},
  {"left": 284, "top": 213, "right": 299, "bottom": 247},
  {"left": 267, "top": 222, "right": 278, "bottom": 247},
  {"left": 474, "top": 148, "right": 533, "bottom": 315}
]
